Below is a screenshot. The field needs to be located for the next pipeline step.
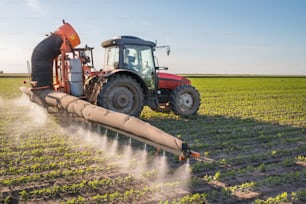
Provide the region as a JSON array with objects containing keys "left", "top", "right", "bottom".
[{"left": 0, "top": 76, "right": 305, "bottom": 203}]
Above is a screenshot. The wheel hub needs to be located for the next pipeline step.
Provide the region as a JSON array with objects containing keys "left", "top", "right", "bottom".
[
  {"left": 179, "top": 93, "right": 193, "bottom": 110},
  {"left": 114, "top": 92, "right": 129, "bottom": 108},
  {"left": 111, "top": 87, "right": 133, "bottom": 110}
]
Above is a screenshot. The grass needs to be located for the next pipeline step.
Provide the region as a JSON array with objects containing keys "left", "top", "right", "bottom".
[
  {"left": 0, "top": 76, "right": 305, "bottom": 203},
  {"left": 0, "top": 77, "right": 28, "bottom": 98}
]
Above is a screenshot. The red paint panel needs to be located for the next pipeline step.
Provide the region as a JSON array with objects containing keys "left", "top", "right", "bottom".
[{"left": 158, "top": 72, "right": 191, "bottom": 90}]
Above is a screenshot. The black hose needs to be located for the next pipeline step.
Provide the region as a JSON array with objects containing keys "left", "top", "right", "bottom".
[{"left": 31, "top": 34, "right": 63, "bottom": 87}]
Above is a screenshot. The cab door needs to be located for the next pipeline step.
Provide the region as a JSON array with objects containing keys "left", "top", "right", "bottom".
[{"left": 123, "top": 45, "right": 157, "bottom": 91}]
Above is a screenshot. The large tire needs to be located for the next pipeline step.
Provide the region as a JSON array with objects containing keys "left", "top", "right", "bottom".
[
  {"left": 97, "top": 75, "right": 144, "bottom": 117},
  {"left": 170, "top": 84, "right": 200, "bottom": 116}
]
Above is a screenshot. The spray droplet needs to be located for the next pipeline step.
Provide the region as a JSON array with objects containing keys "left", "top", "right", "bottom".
[
  {"left": 142, "top": 144, "right": 148, "bottom": 160},
  {"left": 110, "top": 133, "right": 119, "bottom": 155},
  {"left": 156, "top": 150, "right": 168, "bottom": 179},
  {"left": 144, "top": 144, "right": 147, "bottom": 151},
  {"left": 87, "top": 121, "right": 92, "bottom": 129},
  {"left": 185, "top": 158, "right": 190, "bottom": 171}
]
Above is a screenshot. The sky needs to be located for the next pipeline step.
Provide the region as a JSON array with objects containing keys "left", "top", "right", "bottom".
[{"left": 0, "top": 0, "right": 305, "bottom": 75}]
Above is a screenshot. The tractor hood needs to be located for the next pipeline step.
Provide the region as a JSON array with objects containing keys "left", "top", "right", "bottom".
[{"left": 158, "top": 72, "right": 191, "bottom": 90}]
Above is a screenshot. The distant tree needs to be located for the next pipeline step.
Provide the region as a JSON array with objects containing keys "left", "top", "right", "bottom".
[{"left": 0, "top": 70, "right": 4, "bottom": 74}]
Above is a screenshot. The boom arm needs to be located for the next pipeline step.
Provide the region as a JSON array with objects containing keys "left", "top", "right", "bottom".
[{"left": 20, "top": 87, "right": 200, "bottom": 160}]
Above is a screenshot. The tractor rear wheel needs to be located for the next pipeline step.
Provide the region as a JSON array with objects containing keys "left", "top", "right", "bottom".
[
  {"left": 170, "top": 84, "right": 200, "bottom": 116},
  {"left": 97, "top": 75, "right": 144, "bottom": 117}
]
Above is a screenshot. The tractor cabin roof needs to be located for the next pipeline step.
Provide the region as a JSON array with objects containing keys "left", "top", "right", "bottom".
[{"left": 101, "top": 36, "right": 156, "bottom": 48}]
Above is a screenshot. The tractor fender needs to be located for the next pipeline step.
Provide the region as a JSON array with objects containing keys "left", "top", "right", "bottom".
[
  {"left": 158, "top": 72, "right": 191, "bottom": 90},
  {"left": 103, "top": 69, "right": 148, "bottom": 96}
]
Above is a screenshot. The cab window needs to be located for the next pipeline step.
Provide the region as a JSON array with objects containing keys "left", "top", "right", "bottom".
[{"left": 104, "top": 46, "right": 119, "bottom": 70}]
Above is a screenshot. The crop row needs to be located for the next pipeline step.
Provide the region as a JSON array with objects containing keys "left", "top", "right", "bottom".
[
  {"left": 0, "top": 156, "right": 109, "bottom": 176},
  {"left": 201, "top": 166, "right": 306, "bottom": 202},
  {"left": 60, "top": 181, "right": 185, "bottom": 204},
  {"left": 17, "top": 175, "right": 134, "bottom": 200},
  {"left": 0, "top": 165, "right": 117, "bottom": 186},
  {"left": 254, "top": 190, "right": 306, "bottom": 204},
  {"left": 0, "top": 148, "right": 107, "bottom": 168},
  {"left": 192, "top": 148, "right": 305, "bottom": 175},
  {"left": 16, "top": 178, "right": 177, "bottom": 203},
  {"left": 202, "top": 156, "right": 304, "bottom": 182},
  {"left": 225, "top": 170, "right": 305, "bottom": 193}
]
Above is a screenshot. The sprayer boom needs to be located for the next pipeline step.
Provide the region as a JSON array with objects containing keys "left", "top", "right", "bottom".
[{"left": 20, "top": 87, "right": 200, "bottom": 161}]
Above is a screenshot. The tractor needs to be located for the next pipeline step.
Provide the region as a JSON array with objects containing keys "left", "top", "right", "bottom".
[{"left": 30, "top": 22, "right": 201, "bottom": 117}]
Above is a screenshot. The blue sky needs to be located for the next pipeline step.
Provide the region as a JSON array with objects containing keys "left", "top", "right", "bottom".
[{"left": 0, "top": 0, "right": 305, "bottom": 75}]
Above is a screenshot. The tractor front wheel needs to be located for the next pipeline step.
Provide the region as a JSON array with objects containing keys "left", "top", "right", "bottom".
[
  {"left": 97, "top": 75, "right": 144, "bottom": 117},
  {"left": 170, "top": 84, "right": 200, "bottom": 116}
]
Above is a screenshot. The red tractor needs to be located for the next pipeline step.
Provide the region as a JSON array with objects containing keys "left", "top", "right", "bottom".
[{"left": 31, "top": 22, "right": 200, "bottom": 117}]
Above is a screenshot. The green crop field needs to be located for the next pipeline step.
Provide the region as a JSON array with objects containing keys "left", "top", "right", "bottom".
[{"left": 0, "top": 76, "right": 305, "bottom": 203}]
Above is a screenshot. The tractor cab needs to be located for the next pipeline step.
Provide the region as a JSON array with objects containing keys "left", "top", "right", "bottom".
[{"left": 101, "top": 36, "right": 157, "bottom": 91}]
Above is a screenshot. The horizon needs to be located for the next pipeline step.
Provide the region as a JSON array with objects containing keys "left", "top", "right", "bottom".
[{"left": 1, "top": 73, "right": 305, "bottom": 77}]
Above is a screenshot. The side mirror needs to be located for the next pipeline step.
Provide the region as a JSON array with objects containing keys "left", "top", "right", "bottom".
[{"left": 155, "top": 45, "right": 171, "bottom": 56}]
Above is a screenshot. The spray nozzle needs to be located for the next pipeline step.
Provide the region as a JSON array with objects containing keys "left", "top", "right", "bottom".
[
  {"left": 179, "top": 143, "right": 191, "bottom": 161},
  {"left": 179, "top": 142, "right": 201, "bottom": 161}
]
